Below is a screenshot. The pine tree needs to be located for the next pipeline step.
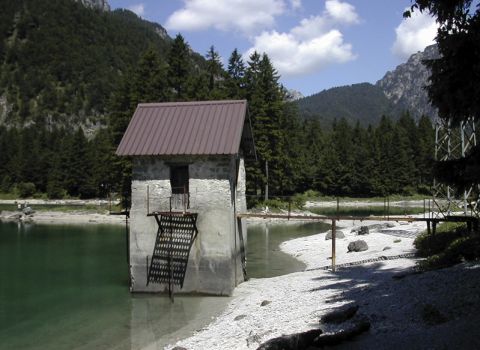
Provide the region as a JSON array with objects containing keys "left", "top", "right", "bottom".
[
  {"left": 167, "top": 34, "right": 192, "bottom": 101},
  {"left": 130, "top": 48, "right": 169, "bottom": 104},
  {"left": 205, "top": 45, "right": 226, "bottom": 99},
  {"left": 226, "top": 48, "right": 246, "bottom": 99},
  {"left": 244, "top": 52, "right": 286, "bottom": 197},
  {"left": 375, "top": 115, "right": 395, "bottom": 195}
]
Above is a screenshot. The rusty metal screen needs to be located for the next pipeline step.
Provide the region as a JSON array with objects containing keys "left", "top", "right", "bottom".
[{"left": 147, "top": 212, "right": 198, "bottom": 293}]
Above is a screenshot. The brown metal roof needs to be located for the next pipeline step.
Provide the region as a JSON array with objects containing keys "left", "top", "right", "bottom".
[{"left": 116, "top": 100, "right": 250, "bottom": 156}]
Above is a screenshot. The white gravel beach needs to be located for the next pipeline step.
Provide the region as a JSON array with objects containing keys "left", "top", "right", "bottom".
[{"left": 167, "top": 217, "right": 480, "bottom": 350}]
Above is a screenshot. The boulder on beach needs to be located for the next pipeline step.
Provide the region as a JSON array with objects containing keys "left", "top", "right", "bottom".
[
  {"left": 348, "top": 240, "right": 368, "bottom": 252},
  {"left": 22, "top": 206, "right": 35, "bottom": 215},
  {"left": 358, "top": 226, "right": 369, "bottom": 235},
  {"left": 325, "top": 231, "right": 345, "bottom": 240}
]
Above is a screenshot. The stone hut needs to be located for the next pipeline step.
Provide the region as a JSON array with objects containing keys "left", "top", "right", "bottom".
[{"left": 116, "top": 100, "right": 254, "bottom": 296}]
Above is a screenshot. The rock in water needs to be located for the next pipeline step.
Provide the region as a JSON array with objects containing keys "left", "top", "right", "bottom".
[{"left": 348, "top": 240, "right": 368, "bottom": 252}]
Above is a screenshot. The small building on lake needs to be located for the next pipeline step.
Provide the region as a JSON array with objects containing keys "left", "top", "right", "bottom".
[{"left": 116, "top": 100, "right": 254, "bottom": 296}]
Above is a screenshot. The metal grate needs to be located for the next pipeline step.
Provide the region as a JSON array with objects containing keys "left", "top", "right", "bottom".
[{"left": 147, "top": 212, "right": 198, "bottom": 297}]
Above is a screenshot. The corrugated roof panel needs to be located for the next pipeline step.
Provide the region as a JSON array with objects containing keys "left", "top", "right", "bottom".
[{"left": 116, "top": 100, "right": 248, "bottom": 156}]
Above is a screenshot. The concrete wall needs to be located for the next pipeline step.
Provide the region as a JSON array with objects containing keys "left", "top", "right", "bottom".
[{"left": 129, "top": 155, "right": 247, "bottom": 295}]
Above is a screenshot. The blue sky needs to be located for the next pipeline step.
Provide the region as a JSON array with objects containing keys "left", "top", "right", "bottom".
[{"left": 108, "top": 0, "right": 438, "bottom": 97}]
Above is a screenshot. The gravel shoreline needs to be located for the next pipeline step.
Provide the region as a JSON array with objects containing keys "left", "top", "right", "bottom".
[{"left": 168, "top": 217, "right": 480, "bottom": 350}]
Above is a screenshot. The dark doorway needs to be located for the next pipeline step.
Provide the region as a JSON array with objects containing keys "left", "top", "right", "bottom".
[
  {"left": 170, "top": 165, "right": 189, "bottom": 194},
  {"left": 170, "top": 165, "right": 189, "bottom": 210}
]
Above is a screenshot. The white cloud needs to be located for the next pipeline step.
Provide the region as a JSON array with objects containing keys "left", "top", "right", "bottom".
[
  {"left": 325, "top": 0, "right": 359, "bottom": 24},
  {"left": 245, "top": 0, "right": 359, "bottom": 77},
  {"left": 165, "top": 0, "right": 285, "bottom": 35},
  {"left": 128, "top": 3, "right": 145, "bottom": 17},
  {"left": 392, "top": 9, "right": 438, "bottom": 59},
  {"left": 290, "top": 0, "right": 301, "bottom": 10},
  {"left": 246, "top": 29, "right": 355, "bottom": 76}
]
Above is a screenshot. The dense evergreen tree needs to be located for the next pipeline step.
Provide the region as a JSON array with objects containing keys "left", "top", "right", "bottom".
[
  {"left": 167, "top": 34, "right": 192, "bottom": 101},
  {"left": 226, "top": 49, "right": 246, "bottom": 99},
  {"left": 205, "top": 45, "right": 226, "bottom": 99}
]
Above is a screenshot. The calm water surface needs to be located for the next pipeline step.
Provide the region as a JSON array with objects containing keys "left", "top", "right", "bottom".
[{"left": 0, "top": 220, "right": 327, "bottom": 349}]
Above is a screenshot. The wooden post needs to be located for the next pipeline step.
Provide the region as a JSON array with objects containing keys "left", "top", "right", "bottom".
[
  {"left": 288, "top": 199, "right": 291, "bottom": 220},
  {"left": 332, "top": 219, "right": 336, "bottom": 272},
  {"left": 147, "top": 185, "right": 150, "bottom": 215},
  {"left": 183, "top": 184, "right": 187, "bottom": 214},
  {"left": 265, "top": 160, "right": 269, "bottom": 202},
  {"left": 336, "top": 197, "right": 339, "bottom": 215}
]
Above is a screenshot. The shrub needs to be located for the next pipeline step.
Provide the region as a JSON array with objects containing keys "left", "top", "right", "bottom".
[
  {"left": 415, "top": 223, "right": 480, "bottom": 270},
  {"left": 47, "top": 181, "right": 65, "bottom": 199},
  {"left": 16, "top": 182, "right": 36, "bottom": 198},
  {"left": 414, "top": 222, "right": 467, "bottom": 257}
]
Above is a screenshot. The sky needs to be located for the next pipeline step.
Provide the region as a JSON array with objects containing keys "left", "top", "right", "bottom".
[{"left": 108, "top": 0, "right": 438, "bottom": 97}]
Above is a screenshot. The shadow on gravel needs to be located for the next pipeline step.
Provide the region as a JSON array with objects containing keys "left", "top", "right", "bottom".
[{"left": 258, "top": 261, "right": 480, "bottom": 350}]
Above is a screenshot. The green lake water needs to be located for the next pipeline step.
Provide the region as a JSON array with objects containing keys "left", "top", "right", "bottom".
[{"left": 0, "top": 220, "right": 328, "bottom": 350}]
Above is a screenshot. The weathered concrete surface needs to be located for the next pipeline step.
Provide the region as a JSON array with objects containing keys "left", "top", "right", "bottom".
[{"left": 129, "top": 155, "right": 247, "bottom": 295}]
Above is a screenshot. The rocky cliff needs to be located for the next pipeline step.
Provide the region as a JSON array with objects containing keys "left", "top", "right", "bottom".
[
  {"left": 376, "top": 44, "right": 440, "bottom": 120},
  {"left": 76, "top": 0, "right": 110, "bottom": 11}
]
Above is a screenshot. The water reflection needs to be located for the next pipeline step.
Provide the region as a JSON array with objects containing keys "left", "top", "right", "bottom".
[{"left": 130, "top": 295, "right": 231, "bottom": 349}]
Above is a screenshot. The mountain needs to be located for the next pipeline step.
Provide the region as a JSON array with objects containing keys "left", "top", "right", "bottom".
[
  {"left": 76, "top": 0, "right": 110, "bottom": 11},
  {"left": 0, "top": 0, "right": 203, "bottom": 134},
  {"left": 295, "top": 82, "right": 400, "bottom": 126},
  {"left": 376, "top": 44, "right": 439, "bottom": 120},
  {"left": 285, "top": 89, "right": 304, "bottom": 102},
  {"left": 296, "top": 45, "right": 439, "bottom": 126}
]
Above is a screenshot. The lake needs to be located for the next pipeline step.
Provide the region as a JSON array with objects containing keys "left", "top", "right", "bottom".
[{"left": 0, "top": 220, "right": 328, "bottom": 349}]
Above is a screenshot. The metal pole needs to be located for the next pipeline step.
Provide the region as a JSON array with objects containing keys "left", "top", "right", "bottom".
[{"left": 331, "top": 219, "right": 336, "bottom": 272}]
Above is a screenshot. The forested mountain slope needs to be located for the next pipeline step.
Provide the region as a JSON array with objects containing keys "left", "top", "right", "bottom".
[
  {"left": 0, "top": 0, "right": 203, "bottom": 133},
  {"left": 296, "top": 45, "right": 439, "bottom": 126},
  {"left": 295, "top": 83, "right": 400, "bottom": 126}
]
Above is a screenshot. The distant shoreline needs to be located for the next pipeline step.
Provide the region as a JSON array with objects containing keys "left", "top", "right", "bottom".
[
  {"left": 0, "top": 198, "right": 429, "bottom": 226},
  {"left": 0, "top": 198, "right": 126, "bottom": 225},
  {"left": 0, "top": 210, "right": 127, "bottom": 225}
]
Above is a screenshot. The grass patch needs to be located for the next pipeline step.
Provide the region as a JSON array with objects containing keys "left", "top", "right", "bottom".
[{"left": 414, "top": 222, "right": 480, "bottom": 270}]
